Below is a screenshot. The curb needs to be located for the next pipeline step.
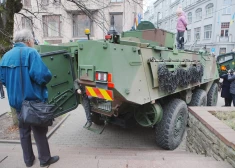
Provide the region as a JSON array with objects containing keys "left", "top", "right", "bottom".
[
  {"left": 0, "top": 112, "right": 7, "bottom": 118},
  {"left": 0, "top": 113, "right": 70, "bottom": 144},
  {"left": 47, "top": 113, "right": 70, "bottom": 139}
]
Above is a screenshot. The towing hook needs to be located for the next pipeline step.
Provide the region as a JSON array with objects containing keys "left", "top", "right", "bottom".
[{"left": 113, "top": 105, "right": 120, "bottom": 117}]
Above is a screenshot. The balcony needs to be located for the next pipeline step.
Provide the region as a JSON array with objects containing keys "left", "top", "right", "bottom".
[
  {"left": 216, "top": 36, "right": 230, "bottom": 43},
  {"left": 219, "top": 36, "right": 229, "bottom": 42}
]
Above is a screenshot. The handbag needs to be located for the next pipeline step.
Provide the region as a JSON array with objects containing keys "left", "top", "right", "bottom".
[{"left": 18, "top": 49, "right": 55, "bottom": 127}]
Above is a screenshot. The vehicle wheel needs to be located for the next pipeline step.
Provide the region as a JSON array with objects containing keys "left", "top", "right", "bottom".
[
  {"left": 155, "top": 99, "right": 188, "bottom": 150},
  {"left": 189, "top": 89, "right": 207, "bottom": 106},
  {"left": 91, "top": 112, "right": 104, "bottom": 125},
  {"left": 207, "top": 83, "right": 218, "bottom": 106}
]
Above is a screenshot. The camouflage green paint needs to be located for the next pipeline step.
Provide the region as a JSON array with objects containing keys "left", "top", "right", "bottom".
[
  {"left": 78, "top": 40, "right": 150, "bottom": 105},
  {"left": 77, "top": 37, "right": 219, "bottom": 105},
  {"left": 217, "top": 52, "right": 235, "bottom": 73},
  {"left": 37, "top": 45, "right": 80, "bottom": 117}
]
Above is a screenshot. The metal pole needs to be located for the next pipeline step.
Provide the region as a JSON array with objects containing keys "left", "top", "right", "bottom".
[
  {"left": 103, "top": 0, "right": 104, "bottom": 38},
  {"left": 157, "top": 12, "right": 160, "bottom": 28}
]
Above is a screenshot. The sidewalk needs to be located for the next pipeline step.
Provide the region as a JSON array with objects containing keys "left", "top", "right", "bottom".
[
  {"left": 0, "top": 88, "right": 10, "bottom": 116},
  {"left": 0, "top": 143, "right": 232, "bottom": 168},
  {"left": 0, "top": 95, "right": 232, "bottom": 168}
]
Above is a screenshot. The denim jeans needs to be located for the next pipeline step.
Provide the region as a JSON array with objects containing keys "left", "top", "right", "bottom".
[
  {"left": 17, "top": 113, "right": 51, "bottom": 165},
  {"left": 176, "top": 31, "right": 185, "bottom": 50},
  {"left": 232, "top": 94, "right": 235, "bottom": 106}
]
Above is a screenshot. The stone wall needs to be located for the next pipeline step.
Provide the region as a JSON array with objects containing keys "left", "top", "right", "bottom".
[{"left": 187, "top": 112, "right": 235, "bottom": 168}]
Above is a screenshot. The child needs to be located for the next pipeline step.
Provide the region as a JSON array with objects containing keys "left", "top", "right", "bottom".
[{"left": 176, "top": 6, "right": 187, "bottom": 50}]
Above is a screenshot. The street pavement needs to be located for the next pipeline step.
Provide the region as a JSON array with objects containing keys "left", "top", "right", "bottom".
[
  {"left": 0, "top": 87, "right": 10, "bottom": 116},
  {"left": 0, "top": 90, "right": 232, "bottom": 168}
]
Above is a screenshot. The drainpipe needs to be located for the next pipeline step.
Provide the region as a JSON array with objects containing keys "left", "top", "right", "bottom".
[
  {"left": 157, "top": 12, "right": 160, "bottom": 28},
  {"left": 212, "top": 0, "right": 218, "bottom": 55}
]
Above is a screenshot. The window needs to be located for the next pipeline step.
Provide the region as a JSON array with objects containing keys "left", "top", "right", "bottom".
[
  {"left": 73, "top": 14, "right": 92, "bottom": 37},
  {"left": 22, "top": 17, "right": 32, "bottom": 29},
  {"left": 220, "top": 48, "right": 226, "bottom": 54},
  {"left": 188, "top": 12, "right": 192, "bottom": 24},
  {"left": 167, "top": 21, "right": 170, "bottom": 30},
  {"left": 204, "top": 24, "right": 212, "bottom": 39},
  {"left": 159, "top": 2, "right": 162, "bottom": 9},
  {"left": 158, "top": 12, "right": 162, "bottom": 19},
  {"left": 205, "top": 3, "right": 213, "bottom": 17},
  {"left": 194, "top": 27, "right": 201, "bottom": 40},
  {"left": 165, "top": 10, "right": 168, "bottom": 17},
  {"left": 187, "top": 0, "right": 191, "bottom": 6},
  {"left": 187, "top": 29, "right": 191, "bottom": 42},
  {"left": 109, "top": 13, "right": 123, "bottom": 34},
  {"left": 23, "top": 0, "right": 31, "bottom": 7},
  {"left": 42, "top": 15, "right": 60, "bottom": 37},
  {"left": 170, "top": 19, "right": 173, "bottom": 29},
  {"left": 218, "top": 54, "right": 233, "bottom": 63},
  {"left": 223, "top": 0, "right": 231, "bottom": 14},
  {"left": 195, "top": 8, "right": 202, "bottom": 21},
  {"left": 110, "top": 0, "right": 123, "bottom": 2},
  {"left": 220, "top": 22, "right": 229, "bottom": 37},
  {"left": 182, "top": 0, "right": 185, "bottom": 8}
]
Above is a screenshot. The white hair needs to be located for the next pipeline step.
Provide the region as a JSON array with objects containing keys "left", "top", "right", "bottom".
[{"left": 13, "top": 29, "right": 33, "bottom": 43}]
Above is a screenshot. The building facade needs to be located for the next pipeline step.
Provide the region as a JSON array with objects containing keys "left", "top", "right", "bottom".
[
  {"left": 144, "top": 0, "right": 235, "bottom": 56},
  {"left": 15, "top": 0, "right": 143, "bottom": 44}
]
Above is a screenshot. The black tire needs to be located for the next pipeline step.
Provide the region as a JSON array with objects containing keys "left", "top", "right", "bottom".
[
  {"left": 91, "top": 112, "right": 104, "bottom": 125},
  {"left": 207, "top": 83, "right": 218, "bottom": 106},
  {"left": 189, "top": 89, "right": 207, "bottom": 106},
  {"left": 155, "top": 99, "right": 188, "bottom": 150}
]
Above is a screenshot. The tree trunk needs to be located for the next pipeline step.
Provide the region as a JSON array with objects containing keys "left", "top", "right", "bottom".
[
  {"left": 0, "top": 0, "right": 22, "bottom": 125},
  {"left": 11, "top": 107, "right": 19, "bottom": 126},
  {"left": 0, "top": 0, "right": 22, "bottom": 56}
]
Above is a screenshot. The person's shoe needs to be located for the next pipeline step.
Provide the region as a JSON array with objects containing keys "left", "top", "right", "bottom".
[
  {"left": 26, "top": 162, "right": 33, "bottom": 167},
  {"left": 86, "top": 121, "right": 92, "bottom": 128},
  {"left": 40, "top": 156, "right": 59, "bottom": 167},
  {"left": 26, "top": 158, "right": 35, "bottom": 167}
]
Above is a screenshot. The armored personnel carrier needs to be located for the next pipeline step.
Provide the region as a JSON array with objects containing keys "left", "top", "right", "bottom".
[{"left": 37, "top": 21, "right": 220, "bottom": 150}]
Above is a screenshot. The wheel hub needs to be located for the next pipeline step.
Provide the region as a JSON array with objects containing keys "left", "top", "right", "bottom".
[
  {"left": 134, "top": 103, "right": 163, "bottom": 127},
  {"left": 174, "top": 112, "right": 184, "bottom": 138}
]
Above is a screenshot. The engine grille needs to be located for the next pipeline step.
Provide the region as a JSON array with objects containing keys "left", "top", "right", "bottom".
[{"left": 97, "top": 101, "right": 112, "bottom": 112}]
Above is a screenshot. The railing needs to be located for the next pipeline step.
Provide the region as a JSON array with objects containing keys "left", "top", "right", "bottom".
[{"left": 219, "top": 36, "right": 229, "bottom": 42}]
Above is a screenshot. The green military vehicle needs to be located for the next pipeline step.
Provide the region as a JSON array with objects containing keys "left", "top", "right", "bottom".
[{"left": 37, "top": 21, "right": 222, "bottom": 150}]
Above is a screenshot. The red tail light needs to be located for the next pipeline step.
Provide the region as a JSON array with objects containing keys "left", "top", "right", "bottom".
[
  {"left": 95, "top": 71, "right": 115, "bottom": 88},
  {"left": 108, "top": 73, "right": 112, "bottom": 82},
  {"left": 95, "top": 72, "right": 108, "bottom": 82}
]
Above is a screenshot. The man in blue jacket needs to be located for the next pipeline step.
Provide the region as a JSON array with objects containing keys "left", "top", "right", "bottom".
[{"left": 0, "top": 29, "right": 59, "bottom": 167}]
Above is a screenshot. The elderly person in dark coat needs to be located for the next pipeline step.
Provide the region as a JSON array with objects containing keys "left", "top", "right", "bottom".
[
  {"left": 220, "top": 74, "right": 232, "bottom": 106},
  {"left": 228, "top": 70, "right": 235, "bottom": 106}
]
